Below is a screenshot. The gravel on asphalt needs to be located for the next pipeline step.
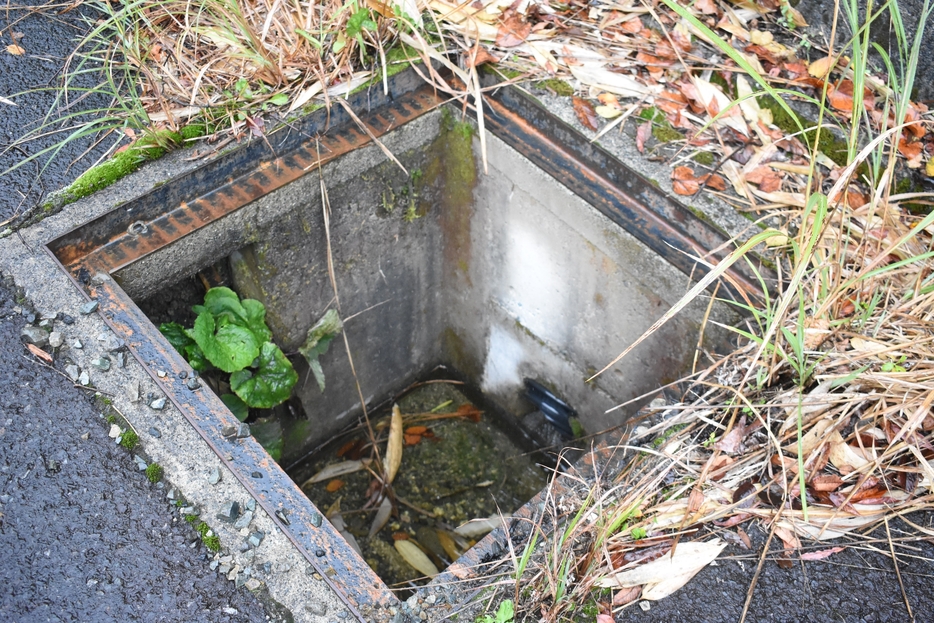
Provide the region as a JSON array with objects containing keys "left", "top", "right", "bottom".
[{"left": 0, "top": 277, "right": 271, "bottom": 622}]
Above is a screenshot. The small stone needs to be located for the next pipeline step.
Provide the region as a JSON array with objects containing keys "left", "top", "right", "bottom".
[
  {"left": 114, "top": 352, "right": 126, "bottom": 368},
  {"left": 218, "top": 563, "right": 232, "bottom": 575},
  {"left": 156, "top": 370, "right": 166, "bottom": 378},
  {"left": 186, "top": 377, "right": 201, "bottom": 390},
  {"left": 90, "top": 272, "right": 110, "bottom": 285},
  {"left": 222, "top": 607, "right": 238, "bottom": 615},
  {"left": 65, "top": 365, "right": 81, "bottom": 382},
  {"left": 245, "top": 578, "right": 261, "bottom": 591},
  {"left": 236, "top": 423, "right": 250, "bottom": 438},
  {"left": 208, "top": 467, "right": 221, "bottom": 485},
  {"left": 48, "top": 331, "right": 64, "bottom": 348},
  {"left": 91, "top": 357, "right": 111, "bottom": 371},
  {"left": 419, "top": 612, "right": 428, "bottom": 621},
  {"left": 248, "top": 531, "right": 264, "bottom": 547},
  {"left": 222, "top": 425, "right": 238, "bottom": 437},
  {"left": 80, "top": 432, "right": 89, "bottom": 440},
  {"left": 73, "top": 339, "right": 83, "bottom": 349},
  {"left": 638, "top": 601, "right": 651, "bottom": 612},
  {"left": 178, "top": 371, "right": 188, "bottom": 379},
  {"left": 306, "top": 603, "right": 327, "bottom": 617},
  {"left": 218, "top": 501, "right": 240, "bottom": 522},
  {"left": 210, "top": 560, "right": 219, "bottom": 570},
  {"left": 78, "top": 370, "right": 90, "bottom": 386},
  {"left": 309, "top": 511, "right": 322, "bottom": 528},
  {"left": 79, "top": 301, "right": 99, "bottom": 315},
  {"left": 59, "top": 313, "right": 74, "bottom": 325},
  {"left": 245, "top": 498, "right": 256, "bottom": 512},
  {"left": 315, "top": 549, "right": 325, "bottom": 557},
  {"left": 227, "top": 565, "right": 240, "bottom": 581},
  {"left": 127, "top": 381, "right": 139, "bottom": 403},
  {"left": 406, "top": 595, "right": 419, "bottom": 609},
  {"left": 425, "top": 595, "right": 436, "bottom": 605},
  {"left": 180, "top": 505, "right": 199, "bottom": 516},
  {"left": 150, "top": 397, "right": 166, "bottom": 410},
  {"left": 275, "top": 509, "right": 290, "bottom": 525},
  {"left": 20, "top": 326, "right": 49, "bottom": 348},
  {"left": 166, "top": 488, "right": 176, "bottom": 500},
  {"left": 234, "top": 510, "right": 253, "bottom": 530},
  {"left": 133, "top": 455, "right": 148, "bottom": 471},
  {"left": 38, "top": 318, "right": 53, "bottom": 329},
  {"left": 148, "top": 427, "right": 161, "bottom": 438},
  {"left": 98, "top": 332, "right": 124, "bottom": 352},
  {"left": 108, "top": 424, "right": 121, "bottom": 439},
  {"left": 251, "top": 471, "right": 262, "bottom": 479},
  {"left": 24, "top": 313, "right": 35, "bottom": 324}
]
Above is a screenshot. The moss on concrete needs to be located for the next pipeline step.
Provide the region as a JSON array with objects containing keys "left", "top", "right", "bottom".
[
  {"left": 535, "top": 79, "right": 574, "bottom": 96},
  {"left": 637, "top": 106, "right": 683, "bottom": 143}
]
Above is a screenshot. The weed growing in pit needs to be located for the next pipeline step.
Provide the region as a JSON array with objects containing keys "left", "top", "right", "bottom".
[{"left": 160, "top": 287, "right": 297, "bottom": 416}]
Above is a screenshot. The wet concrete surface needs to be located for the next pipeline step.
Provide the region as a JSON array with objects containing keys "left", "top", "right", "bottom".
[
  {"left": 0, "top": 0, "right": 116, "bottom": 221},
  {"left": 0, "top": 278, "right": 271, "bottom": 621}
]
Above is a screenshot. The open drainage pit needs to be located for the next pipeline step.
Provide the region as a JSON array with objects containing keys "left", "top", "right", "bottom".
[{"left": 48, "top": 72, "right": 757, "bottom": 617}]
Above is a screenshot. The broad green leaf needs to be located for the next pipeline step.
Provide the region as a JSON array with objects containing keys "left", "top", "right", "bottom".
[
  {"left": 162, "top": 322, "right": 209, "bottom": 370},
  {"left": 160, "top": 321, "right": 194, "bottom": 353},
  {"left": 191, "top": 310, "right": 260, "bottom": 373},
  {"left": 241, "top": 298, "right": 272, "bottom": 343},
  {"left": 230, "top": 342, "right": 297, "bottom": 408},
  {"left": 201, "top": 286, "right": 247, "bottom": 323},
  {"left": 298, "top": 309, "right": 343, "bottom": 392},
  {"left": 221, "top": 393, "right": 250, "bottom": 422},
  {"left": 346, "top": 8, "right": 377, "bottom": 38},
  {"left": 268, "top": 93, "right": 289, "bottom": 106}
]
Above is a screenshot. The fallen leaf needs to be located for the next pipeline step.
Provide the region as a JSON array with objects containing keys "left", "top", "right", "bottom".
[
  {"left": 827, "top": 83, "right": 854, "bottom": 112},
  {"left": 596, "top": 539, "right": 727, "bottom": 600},
  {"left": 6, "top": 44, "right": 25, "bottom": 56},
  {"left": 404, "top": 433, "right": 422, "bottom": 446},
  {"left": 287, "top": 80, "right": 323, "bottom": 113},
  {"left": 385, "top": 404, "right": 403, "bottom": 484},
  {"left": 325, "top": 479, "right": 345, "bottom": 492},
  {"left": 828, "top": 431, "right": 870, "bottom": 471},
  {"left": 26, "top": 343, "right": 53, "bottom": 364},
  {"left": 598, "top": 92, "right": 621, "bottom": 108},
  {"left": 808, "top": 56, "right": 834, "bottom": 79},
  {"left": 337, "top": 438, "right": 363, "bottom": 458},
  {"left": 695, "top": 0, "right": 719, "bottom": 14},
  {"left": 368, "top": 495, "right": 393, "bottom": 538},
  {"left": 810, "top": 474, "right": 844, "bottom": 492},
  {"left": 405, "top": 426, "right": 428, "bottom": 435},
  {"left": 927, "top": 158, "right": 934, "bottom": 177},
  {"left": 636, "top": 121, "right": 652, "bottom": 153},
  {"left": 437, "top": 529, "right": 462, "bottom": 561},
  {"left": 395, "top": 539, "right": 439, "bottom": 577},
  {"left": 454, "top": 515, "right": 506, "bottom": 538},
  {"left": 715, "top": 417, "right": 750, "bottom": 454},
  {"left": 302, "top": 459, "right": 370, "bottom": 486},
  {"left": 572, "top": 97, "right": 599, "bottom": 131},
  {"left": 800, "top": 546, "right": 845, "bottom": 561},
  {"left": 496, "top": 12, "right": 531, "bottom": 48},
  {"left": 612, "top": 586, "right": 642, "bottom": 606},
  {"left": 671, "top": 166, "right": 701, "bottom": 196},
  {"left": 595, "top": 105, "right": 623, "bottom": 119},
  {"left": 466, "top": 47, "right": 498, "bottom": 68}
]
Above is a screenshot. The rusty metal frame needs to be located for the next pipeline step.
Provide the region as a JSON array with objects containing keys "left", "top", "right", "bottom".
[{"left": 44, "top": 67, "right": 771, "bottom": 618}]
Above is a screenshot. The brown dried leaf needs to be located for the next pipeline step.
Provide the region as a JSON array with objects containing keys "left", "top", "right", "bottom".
[
  {"left": 636, "top": 121, "right": 652, "bottom": 154},
  {"left": 612, "top": 586, "right": 642, "bottom": 606},
  {"left": 800, "top": 546, "right": 844, "bottom": 561},
  {"left": 695, "top": 0, "right": 719, "bottom": 14},
  {"left": 714, "top": 417, "right": 750, "bottom": 454},
  {"left": 6, "top": 44, "right": 25, "bottom": 56},
  {"left": 572, "top": 97, "right": 599, "bottom": 131},
  {"left": 671, "top": 166, "right": 700, "bottom": 196},
  {"left": 325, "top": 479, "right": 345, "bottom": 492},
  {"left": 810, "top": 474, "right": 844, "bottom": 492},
  {"left": 466, "top": 47, "right": 498, "bottom": 68},
  {"left": 26, "top": 343, "right": 53, "bottom": 364},
  {"left": 496, "top": 13, "right": 531, "bottom": 48},
  {"left": 404, "top": 433, "right": 422, "bottom": 446},
  {"left": 395, "top": 539, "right": 439, "bottom": 577},
  {"left": 405, "top": 425, "right": 428, "bottom": 435}
]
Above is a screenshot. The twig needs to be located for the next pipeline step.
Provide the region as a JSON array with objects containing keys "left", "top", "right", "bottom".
[{"left": 885, "top": 517, "right": 915, "bottom": 622}]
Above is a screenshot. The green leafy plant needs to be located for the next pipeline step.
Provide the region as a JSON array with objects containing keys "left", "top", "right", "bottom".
[
  {"left": 476, "top": 600, "right": 514, "bottom": 623},
  {"left": 160, "top": 287, "right": 297, "bottom": 414},
  {"left": 298, "top": 309, "right": 343, "bottom": 392}
]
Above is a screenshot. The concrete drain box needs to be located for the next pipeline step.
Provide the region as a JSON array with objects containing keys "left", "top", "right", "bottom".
[{"left": 46, "top": 69, "right": 763, "bottom": 618}]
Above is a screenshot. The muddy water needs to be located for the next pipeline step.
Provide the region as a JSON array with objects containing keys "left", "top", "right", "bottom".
[{"left": 288, "top": 382, "right": 548, "bottom": 589}]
